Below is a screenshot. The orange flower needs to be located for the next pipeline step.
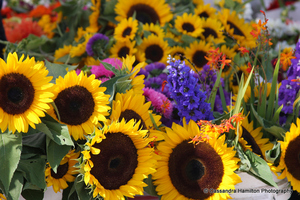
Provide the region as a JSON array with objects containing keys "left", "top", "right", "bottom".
[
  {"left": 29, "top": 5, "right": 52, "bottom": 18},
  {"left": 219, "top": 54, "right": 231, "bottom": 69},
  {"left": 238, "top": 47, "right": 249, "bottom": 55},
  {"left": 205, "top": 47, "right": 221, "bottom": 68},
  {"left": 280, "top": 48, "right": 295, "bottom": 71}
]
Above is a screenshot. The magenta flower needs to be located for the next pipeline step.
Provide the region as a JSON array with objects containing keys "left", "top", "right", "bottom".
[
  {"left": 90, "top": 58, "right": 122, "bottom": 82},
  {"left": 143, "top": 87, "right": 173, "bottom": 119}
]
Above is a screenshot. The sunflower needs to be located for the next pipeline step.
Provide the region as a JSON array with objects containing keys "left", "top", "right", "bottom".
[
  {"left": 45, "top": 150, "right": 80, "bottom": 193},
  {"left": 0, "top": 53, "right": 54, "bottom": 133},
  {"left": 153, "top": 119, "right": 241, "bottom": 199},
  {"left": 70, "top": 32, "right": 94, "bottom": 58},
  {"left": 229, "top": 65, "right": 249, "bottom": 94},
  {"left": 193, "top": 0, "right": 204, "bottom": 6},
  {"left": 174, "top": 13, "right": 203, "bottom": 38},
  {"left": 194, "top": 3, "right": 217, "bottom": 19},
  {"left": 276, "top": 118, "right": 300, "bottom": 192},
  {"left": 85, "top": 0, "right": 101, "bottom": 33},
  {"left": 199, "top": 17, "right": 225, "bottom": 44},
  {"left": 170, "top": 46, "right": 186, "bottom": 61},
  {"left": 54, "top": 45, "right": 72, "bottom": 64},
  {"left": 244, "top": 82, "right": 272, "bottom": 103},
  {"left": 110, "top": 40, "right": 137, "bottom": 59},
  {"left": 0, "top": 193, "right": 6, "bottom": 200},
  {"left": 114, "top": 17, "right": 138, "bottom": 42},
  {"left": 38, "top": 12, "right": 62, "bottom": 39},
  {"left": 218, "top": 45, "right": 237, "bottom": 78},
  {"left": 137, "top": 34, "right": 171, "bottom": 63},
  {"left": 110, "top": 89, "right": 161, "bottom": 130},
  {"left": 82, "top": 119, "right": 157, "bottom": 199},
  {"left": 218, "top": 9, "right": 256, "bottom": 49},
  {"left": 48, "top": 70, "right": 111, "bottom": 140},
  {"left": 142, "top": 23, "right": 165, "bottom": 38},
  {"left": 165, "top": 30, "right": 181, "bottom": 43},
  {"left": 115, "top": 0, "right": 173, "bottom": 26},
  {"left": 238, "top": 117, "right": 274, "bottom": 159},
  {"left": 185, "top": 40, "right": 212, "bottom": 72},
  {"left": 84, "top": 56, "right": 100, "bottom": 66},
  {"left": 121, "top": 55, "right": 146, "bottom": 94}
]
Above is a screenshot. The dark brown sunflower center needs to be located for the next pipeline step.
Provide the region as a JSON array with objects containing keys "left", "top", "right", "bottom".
[
  {"left": 193, "top": 50, "right": 208, "bottom": 70},
  {"left": 168, "top": 140, "right": 224, "bottom": 199},
  {"left": 90, "top": 132, "right": 138, "bottom": 189},
  {"left": 174, "top": 52, "right": 184, "bottom": 60},
  {"left": 122, "top": 27, "right": 132, "bottom": 37},
  {"left": 50, "top": 162, "right": 69, "bottom": 179},
  {"left": 127, "top": 4, "right": 160, "bottom": 24},
  {"left": 185, "top": 159, "right": 205, "bottom": 181},
  {"left": 182, "top": 23, "right": 195, "bottom": 32},
  {"left": 198, "top": 12, "right": 209, "bottom": 18},
  {"left": 145, "top": 44, "right": 163, "bottom": 62},
  {"left": 54, "top": 85, "right": 95, "bottom": 125},
  {"left": 0, "top": 73, "right": 35, "bottom": 115},
  {"left": 284, "top": 135, "right": 300, "bottom": 180},
  {"left": 119, "top": 109, "right": 147, "bottom": 130},
  {"left": 203, "top": 28, "right": 218, "bottom": 38},
  {"left": 150, "top": 31, "right": 157, "bottom": 36},
  {"left": 118, "top": 46, "right": 130, "bottom": 58},
  {"left": 242, "top": 127, "right": 264, "bottom": 158},
  {"left": 227, "top": 21, "right": 245, "bottom": 37},
  {"left": 232, "top": 70, "right": 243, "bottom": 86}
]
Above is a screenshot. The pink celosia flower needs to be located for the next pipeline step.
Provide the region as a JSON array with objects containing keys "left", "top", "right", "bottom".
[
  {"left": 90, "top": 58, "right": 122, "bottom": 82},
  {"left": 143, "top": 87, "right": 173, "bottom": 119},
  {"left": 75, "top": 69, "right": 82, "bottom": 75}
]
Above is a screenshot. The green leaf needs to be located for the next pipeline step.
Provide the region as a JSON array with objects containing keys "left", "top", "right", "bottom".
[
  {"left": 22, "top": 132, "right": 46, "bottom": 151},
  {"left": 100, "top": 60, "right": 121, "bottom": 76},
  {"left": 265, "top": 142, "right": 281, "bottom": 165},
  {"left": 236, "top": 143, "right": 251, "bottom": 172},
  {"left": 250, "top": 105, "right": 286, "bottom": 140},
  {"left": 143, "top": 30, "right": 152, "bottom": 38},
  {"left": 37, "top": 114, "right": 74, "bottom": 146},
  {"left": 62, "top": 181, "right": 78, "bottom": 200},
  {"left": 164, "top": 38, "right": 177, "bottom": 47},
  {"left": 101, "top": 74, "right": 133, "bottom": 103},
  {"left": 17, "top": 157, "right": 47, "bottom": 189},
  {"left": 56, "top": 54, "right": 82, "bottom": 65},
  {"left": 180, "top": 34, "right": 197, "bottom": 44},
  {"left": 143, "top": 174, "right": 158, "bottom": 197},
  {"left": 257, "top": 80, "right": 268, "bottom": 119},
  {"left": 0, "top": 131, "right": 22, "bottom": 193},
  {"left": 44, "top": 60, "right": 78, "bottom": 83},
  {"left": 21, "top": 189, "right": 44, "bottom": 200},
  {"left": 74, "top": 175, "right": 92, "bottom": 200},
  {"left": 102, "top": 0, "right": 118, "bottom": 15},
  {"left": 218, "top": 85, "right": 229, "bottom": 113},
  {"left": 266, "top": 58, "right": 280, "bottom": 120},
  {"left": 36, "top": 114, "right": 74, "bottom": 172},
  {"left": 25, "top": 35, "right": 49, "bottom": 50},
  {"left": 272, "top": 105, "right": 283, "bottom": 123},
  {"left": 98, "top": 15, "right": 118, "bottom": 25},
  {"left": 7, "top": 171, "right": 23, "bottom": 200},
  {"left": 46, "top": 138, "right": 72, "bottom": 173},
  {"left": 136, "top": 35, "right": 143, "bottom": 46},
  {"left": 245, "top": 150, "right": 277, "bottom": 187},
  {"left": 233, "top": 68, "right": 254, "bottom": 115},
  {"left": 208, "top": 67, "right": 222, "bottom": 111}
]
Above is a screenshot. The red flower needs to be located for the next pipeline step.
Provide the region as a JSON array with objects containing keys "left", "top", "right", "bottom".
[{"left": 3, "top": 17, "right": 44, "bottom": 43}]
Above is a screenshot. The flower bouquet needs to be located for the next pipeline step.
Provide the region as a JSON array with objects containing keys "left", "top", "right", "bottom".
[{"left": 0, "top": 0, "right": 299, "bottom": 200}]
